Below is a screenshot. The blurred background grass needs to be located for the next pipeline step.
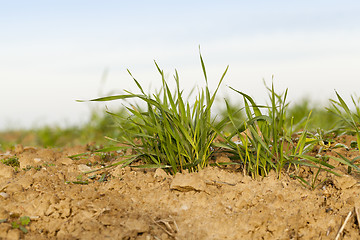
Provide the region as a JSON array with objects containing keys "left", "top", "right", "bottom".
[{"left": 0, "top": 97, "right": 344, "bottom": 150}]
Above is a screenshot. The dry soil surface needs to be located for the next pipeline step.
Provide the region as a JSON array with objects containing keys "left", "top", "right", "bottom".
[{"left": 1, "top": 141, "right": 360, "bottom": 240}]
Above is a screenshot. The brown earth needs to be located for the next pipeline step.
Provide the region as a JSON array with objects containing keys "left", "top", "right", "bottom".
[{"left": 1, "top": 137, "right": 360, "bottom": 239}]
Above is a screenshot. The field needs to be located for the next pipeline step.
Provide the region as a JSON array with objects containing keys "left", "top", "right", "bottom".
[{"left": 1, "top": 57, "right": 360, "bottom": 239}]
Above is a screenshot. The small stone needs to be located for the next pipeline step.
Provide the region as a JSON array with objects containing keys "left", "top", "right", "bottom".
[
  {"left": 58, "top": 157, "right": 73, "bottom": 165},
  {"left": 29, "top": 216, "right": 40, "bottom": 220},
  {"left": 170, "top": 172, "right": 206, "bottom": 192},
  {"left": 23, "top": 146, "right": 37, "bottom": 152},
  {"left": 0, "top": 192, "right": 9, "bottom": 199},
  {"left": 78, "top": 164, "right": 92, "bottom": 172},
  {"left": 180, "top": 204, "right": 189, "bottom": 211},
  {"left": 154, "top": 168, "right": 170, "bottom": 180}
]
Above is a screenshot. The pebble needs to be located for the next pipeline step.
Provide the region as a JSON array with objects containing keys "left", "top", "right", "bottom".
[
  {"left": 0, "top": 192, "right": 9, "bottom": 199},
  {"left": 78, "top": 164, "right": 92, "bottom": 172}
]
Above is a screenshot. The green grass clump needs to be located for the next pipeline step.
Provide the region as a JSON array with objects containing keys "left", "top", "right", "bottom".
[
  {"left": 214, "top": 82, "right": 359, "bottom": 179},
  {"left": 83, "top": 53, "right": 228, "bottom": 174},
  {"left": 78, "top": 57, "right": 360, "bottom": 181},
  {"left": 215, "top": 83, "right": 306, "bottom": 178}
]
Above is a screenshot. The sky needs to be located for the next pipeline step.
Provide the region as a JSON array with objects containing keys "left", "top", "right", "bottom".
[{"left": 1, "top": 0, "right": 360, "bottom": 130}]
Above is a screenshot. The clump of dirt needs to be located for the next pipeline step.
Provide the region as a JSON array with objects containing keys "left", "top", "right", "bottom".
[{"left": 0, "top": 140, "right": 360, "bottom": 239}]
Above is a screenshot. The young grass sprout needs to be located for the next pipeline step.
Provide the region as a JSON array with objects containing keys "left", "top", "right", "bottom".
[
  {"left": 328, "top": 92, "right": 360, "bottom": 152},
  {"left": 214, "top": 83, "right": 314, "bottom": 178},
  {"left": 80, "top": 52, "right": 228, "bottom": 174},
  {"left": 214, "top": 82, "right": 359, "bottom": 180}
]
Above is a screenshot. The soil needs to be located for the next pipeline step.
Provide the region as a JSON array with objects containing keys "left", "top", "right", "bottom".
[{"left": 1, "top": 136, "right": 360, "bottom": 239}]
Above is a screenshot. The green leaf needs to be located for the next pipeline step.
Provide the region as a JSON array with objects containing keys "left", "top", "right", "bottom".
[
  {"left": 331, "top": 153, "right": 360, "bottom": 172},
  {"left": 20, "top": 216, "right": 30, "bottom": 226},
  {"left": 199, "top": 46, "right": 207, "bottom": 83},
  {"left": 77, "top": 94, "right": 138, "bottom": 102},
  {"left": 19, "top": 225, "right": 28, "bottom": 234},
  {"left": 129, "top": 164, "right": 172, "bottom": 169},
  {"left": 94, "top": 146, "right": 128, "bottom": 152},
  {"left": 12, "top": 221, "right": 19, "bottom": 229}
]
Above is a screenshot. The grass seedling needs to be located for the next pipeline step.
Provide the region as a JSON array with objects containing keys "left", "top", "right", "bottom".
[
  {"left": 11, "top": 216, "right": 31, "bottom": 234},
  {"left": 1, "top": 157, "right": 19, "bottom": 167},
  {"left": 291, "top": 166, "right": 328, "bottom": 191},
  {"left": 328, "top": 92, "right": 360, "bottom": 151},
  {"left": 214, "top": 82, "right": 343, "bottom": 179},
  {"left": 80, "top": 52, "right": 228, "bottom": 174},
  {"left": 330, "top": 152, "right": 360, "bottom": 174},
  {"left": 215, "top": 82, "right": 301, "bottom": 178}
]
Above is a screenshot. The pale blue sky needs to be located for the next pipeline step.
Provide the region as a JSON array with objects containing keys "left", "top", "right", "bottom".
[{"left": 1, "top": 1, "right": 360, "bottom": 129}]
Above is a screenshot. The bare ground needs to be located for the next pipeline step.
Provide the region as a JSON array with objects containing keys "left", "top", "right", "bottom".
[{"left": 1, "top": 137, "right": 360, "bottom": 239}]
